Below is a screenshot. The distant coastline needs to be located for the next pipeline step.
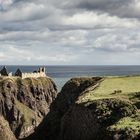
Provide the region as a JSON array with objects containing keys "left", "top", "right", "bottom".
[{"left": 1, "top": 65, "right": 140, "bottom": 91}]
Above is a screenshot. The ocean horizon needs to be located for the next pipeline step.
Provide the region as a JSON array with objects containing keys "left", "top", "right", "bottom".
[{"left": 1, "top": 65, "right": 140, "bottom": 91}]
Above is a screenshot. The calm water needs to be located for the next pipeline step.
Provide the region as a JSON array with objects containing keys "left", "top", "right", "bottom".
[{"left": 1, "top": 65, "right": 140, "bottom": 91}]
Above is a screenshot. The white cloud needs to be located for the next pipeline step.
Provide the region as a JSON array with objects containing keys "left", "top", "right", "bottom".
[
  {"left": 0, "top": 0, "right": 13, "bottom": 10},
  {"left": 64, "top": 11, "right": 140, "bottom": 29},
  {"left": 1, "top": 0, "right": 140, "bottom": 65},
  {"left": 0, "top": 2, "right": 46, "bottom": 21}
]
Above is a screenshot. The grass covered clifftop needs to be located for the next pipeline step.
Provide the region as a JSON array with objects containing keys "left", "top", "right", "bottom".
[
  {"left": 0, "top": 76, "right": 57, "bottom": 139},
  {"left": 26, "top": 76, "right": 140, "bottom": 140},
  {"left": 75, "top": 76, "right": 140, "bottom": 139},
  {"left": 78, "top": 76, "right": 140, "bottom": 104}
]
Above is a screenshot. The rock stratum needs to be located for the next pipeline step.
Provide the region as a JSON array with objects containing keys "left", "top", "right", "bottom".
[
  {"left": 0, "top": 76, "right": 57, "bottom": 139},
  {"left": 1, "top": 76, "right": 140, "bottom": 140}
]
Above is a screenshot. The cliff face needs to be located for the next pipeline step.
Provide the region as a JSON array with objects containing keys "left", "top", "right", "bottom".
[
  {"left": 60, "top": 99, "right": 137, "bottom": 140},
  {"left": 0, "top": 77, "right": 57, "bottom": 139},
  {"left": 24, "top": 76, "right": 140, "bottom": 140},
  {"left": 58, "top": 77, "right": 139, "bottom": 140},
  {"left": 0, "top": 116, "right": 17, "bottom": 140},
  {"left": 2, "top": 76, "right": 139, "bottom": 140},
  {"left": 24, "top": 77, "right": 102, "bottom": 140}
]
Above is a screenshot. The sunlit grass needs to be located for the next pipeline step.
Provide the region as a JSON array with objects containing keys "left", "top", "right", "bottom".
[
  {"left": 79, "top": 76, "right": 140, "bottom": 104},
  {"left": 109, "top": 113, "right": 140, "bottom": 131}
]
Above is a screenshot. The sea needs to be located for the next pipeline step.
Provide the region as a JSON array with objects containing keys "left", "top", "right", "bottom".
[{"left": 2, "top": 65, "right": 140, "bottom": 91}]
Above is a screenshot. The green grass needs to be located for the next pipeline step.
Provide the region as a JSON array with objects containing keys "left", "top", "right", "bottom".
[
  {"left": 94, "top": 76, "right": 140, "bottom": 95},
  {"left": 79, "top": 76, "right": 140, "bottom": 104},
  {"left": 110, "top": 115, "right": 140, "bottom": 130},
  {"left": 108, "top": 112, "right": 140, "bottom": 136},
  {"left": 77, "top": 76, "right": 140, "bottom": 137}
]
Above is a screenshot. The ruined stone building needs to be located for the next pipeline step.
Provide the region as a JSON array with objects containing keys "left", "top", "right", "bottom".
[
  {"left": 0, "top": 66, "right": 46, "bottom": 79},
  {"left": 15, "top": 67, "right": 46, "bottom": 79},
  {"left": 0, "top": 66, "right": 12, "bottom": 76}
]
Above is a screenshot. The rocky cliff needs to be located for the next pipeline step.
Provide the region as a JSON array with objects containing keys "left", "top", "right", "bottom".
[
  {"left": 0, "top": 76, "right": 57, "bottom": 139},
  {"left": 1, "top": 76, "right": 140, "bottom": 140},
  {"left": 60, "top": 99, "right": 137, "bottom": 140},
  {"left": 24, "top": 76, "right": 140, "bottom": 140},
  {"left": 0, "top": 116, "right": 17, "bottom": 140},
  {"left": 23, "top": 77, "right": 102, "bottom": 140}
]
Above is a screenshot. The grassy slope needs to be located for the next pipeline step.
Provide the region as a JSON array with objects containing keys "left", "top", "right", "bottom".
[
  {"left": 109, "top": 114, "right": 140, "bottom": 130},
  {"left": 80, "top": 76, "right": 140, "bottom": 103},
  {"left": 78, "top": 76, "right": 140, "bottom": 135}
]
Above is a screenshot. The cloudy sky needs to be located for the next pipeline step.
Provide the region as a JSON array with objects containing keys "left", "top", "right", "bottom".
[{"left": 0, "top": 0, "right": 140, "bottom": 65}]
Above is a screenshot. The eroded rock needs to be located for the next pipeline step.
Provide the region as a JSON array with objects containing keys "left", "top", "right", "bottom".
[
  {"left": 0, "top": 116, "right": 17, "bottom": 140},
  {"left": 0, "top": 77, "right": 57, "bottom": 139}
]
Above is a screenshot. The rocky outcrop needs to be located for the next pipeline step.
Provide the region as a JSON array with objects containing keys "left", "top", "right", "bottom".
[
  {"left": 60, "top": 105, "right": 100, "bottom": 140},
  {"left": 24, "top": 77, "right": 102, "bottom": 140},
  {"left": 23, "top": 77, "right": 139, "bottom": 140},
  {"left": 60, "top": 99, "right": 137, "bottom": 140},
  {"left": 3, "top": 74, "right": 139, "bottom": 140},
  {"left": 0, "top": 66, "right": 9, "bottom": 76},
  {"left": 0, "top": 116, "right": 17, "bottom": 140},
  {"left": 0, "top": 77, "right": 57, "bottom": 139}
]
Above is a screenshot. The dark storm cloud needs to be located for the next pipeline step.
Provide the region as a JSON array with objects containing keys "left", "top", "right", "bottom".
[
  {"left": 56, "top": 0, "right": 140, "bottom": 19},
  {"left": 62, "top": 0, "right": 130, "bottom": 10}
]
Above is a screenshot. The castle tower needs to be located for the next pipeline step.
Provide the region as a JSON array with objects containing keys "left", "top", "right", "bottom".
[
  {"left": 38, "top": 67, "right": 42, "bottom": 73},
  {"left": 15, "top": 69, "right": 22, "bottom": 77},
  {"left": 38, "top": 67, "right": 46, "bottom": 73},
  {"left": 42, "top": 67, "right": 45, "bottom": 73},
  {"left": 0, "top": 66, "right": 8, "bottom": 76}
]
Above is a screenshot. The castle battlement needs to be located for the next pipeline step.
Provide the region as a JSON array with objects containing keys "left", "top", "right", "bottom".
[
  {"left": 0, "top": 66, "right": 46, "bottom": 79},
  {"left": 21, "top": 71, "right": 46, "bottom": 79}
]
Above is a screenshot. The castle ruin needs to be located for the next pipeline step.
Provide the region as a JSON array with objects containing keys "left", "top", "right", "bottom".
[{"left": 0, "top": 66, "right": 46, "bottom": 79}]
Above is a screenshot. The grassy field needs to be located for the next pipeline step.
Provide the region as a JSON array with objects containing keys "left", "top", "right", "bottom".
[
  {"left": 109, "top": 114, "right": 140, "bottom": 131},
  {"left": 80, "top": 76, "right": 140, "bottom": 104},
  {"left": 77, "top": 76, "right": 140, "bottom": 136}
]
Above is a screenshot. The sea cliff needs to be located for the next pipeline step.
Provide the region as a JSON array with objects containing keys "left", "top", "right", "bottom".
[
  {"left": 1, "top": 76, "right": 140, "bottom": 140},
  {"left": 23, "top": 76, "right": 140, "bottom": 140},
  {"left": 0, "top": 77, "right": 57, "bottom": 139}
]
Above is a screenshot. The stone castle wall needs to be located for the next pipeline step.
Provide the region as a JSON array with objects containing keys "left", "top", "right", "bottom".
[
  {"left": 21, "top": 72, "right": 46, "bottom": 79},
  {"left": 0, "top": 66, "right": 47, "bottom": 79}
]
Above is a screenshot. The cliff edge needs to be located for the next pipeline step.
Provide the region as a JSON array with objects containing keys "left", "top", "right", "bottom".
[
  {"left": 24, "top": 76, "right": 140, "bottom": 140},
  {"left": 0, "top": 76, "right": 57, "bottom": 139},
  {"left": 1, "top": 76, "right": 140, "bottom": 140}
]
